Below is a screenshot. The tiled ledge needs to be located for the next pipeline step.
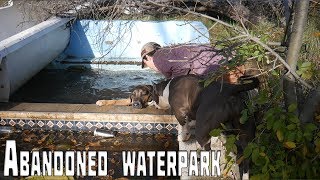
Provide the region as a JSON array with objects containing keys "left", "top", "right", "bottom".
[
  {"left": 0, "top": 111, "right": 176, "bottom": 123},
  {"left": 0, "top": 103, "right": 178, "bottom": 133}
]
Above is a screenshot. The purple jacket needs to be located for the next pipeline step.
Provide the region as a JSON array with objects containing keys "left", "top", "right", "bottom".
[{"left": 153, "top": 44, "right": 225, "bottom": 79}]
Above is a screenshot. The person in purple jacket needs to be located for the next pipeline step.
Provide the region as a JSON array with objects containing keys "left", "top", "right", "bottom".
[{"left": 141, "top": 42, "right": 227, "bottom": 79}]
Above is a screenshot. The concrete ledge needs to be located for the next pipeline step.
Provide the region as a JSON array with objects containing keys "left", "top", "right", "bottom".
[{"left": 0, "top": 103, "right": 176, "bottom": 124}]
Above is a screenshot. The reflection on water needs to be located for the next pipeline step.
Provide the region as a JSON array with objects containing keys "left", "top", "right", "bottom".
[{"left": 10, "top": 67, "right": 164, "bottom": 104}]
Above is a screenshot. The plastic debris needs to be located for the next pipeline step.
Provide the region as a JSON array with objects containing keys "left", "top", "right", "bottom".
[{"left": 93, "top": 129, "right": 115, "bottom": 138}]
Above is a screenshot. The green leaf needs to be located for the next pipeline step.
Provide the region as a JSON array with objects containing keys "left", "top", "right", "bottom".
[
  {"left": 302, "top": 72, "right": 313, "bottom": 80},
  {"left": 304, "top": 123, "right": 318, "bottom": 132},
  {"left": 296, "top": 130, "right": 303, "bottom": 142},
  {"left": 304, "top": 132, "right": 313, "bottom": 141},
  {"left": 288, "top": 115, "right": 299, "bottom": 124},
  {"left": 252, "top": 148, "right": 260, "bottom": 164},
  {"left": 240, "top": 109, "right": 248, "bottom": 124},
  {"left": 269, "top": 164, "right": 276, "bottom": 172},
  {"left": 253, "top": 50, "right": 260, "bottom": 56},
  {"left": 271, "top": 70, "right": 278, "bottom": 76},
  {"left": 287, "top": 124, "right": 296, "bottom": 130},
  {"left": 266, "top": 116, "right": 275, "bottom": 130},
  {"left": 262, "top": 164, "right": 268, "bottom": 173},
  {"left": 273, "top": 120, "right": 284, "bottom": 131},
  {"left": 296, "top": 69, "right": 303, "bottom": 75},
  {"left": 276, "top": 130, "right": 284, "bottom": 142},
  {"left": 286, "top": 132, "right": 296, "bottom": 141},
  {"left": 301, "top": 62, "right": 312, "bottom": 68},
  {"left": 244, "top": 143, "right": 253, "bottom": 158},
  {"left": 251, "top": 174, "right": 269, "bottom": 180},
  {"left": 209, "top": 129, "right": 222, "bottom": 137},
  {"left": 275, "top": 160, "right": 285, "bottom": 168},
  {"left": 288, "top": 103, "right": 297, "bottom": 113},
  {"left": 284, "top": 141, "right": 296, "bottom": 149}
]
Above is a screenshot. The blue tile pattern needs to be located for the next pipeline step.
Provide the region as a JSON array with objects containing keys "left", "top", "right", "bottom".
[{"left": 0, "top": 118, "right": 178, "bottom": 134}]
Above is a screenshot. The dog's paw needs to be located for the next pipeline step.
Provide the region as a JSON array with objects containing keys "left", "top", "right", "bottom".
[
  {"left": 180, "top": 132, "right": 191, "bottom": 142},
  {"left": 96, "top": 100, "right": 105, "bottom": 106},
  {"left": 177, "top": 124, "right": 192, "bottom": 142},
  {"left": 147, "top": 101, "right": 155, "bottom": 106}
]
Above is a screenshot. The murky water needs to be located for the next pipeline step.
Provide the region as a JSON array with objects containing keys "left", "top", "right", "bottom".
[
  {"left": 10, "top": 66, "right": 164, "bottom": 104},
  {"left": 0, "top": 128, "right": 178, "bottom": 179}
]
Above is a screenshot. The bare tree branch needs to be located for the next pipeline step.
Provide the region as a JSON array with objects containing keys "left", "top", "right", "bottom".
[{"left": 146, "top": 0, "right": 238, "bottom": 30}]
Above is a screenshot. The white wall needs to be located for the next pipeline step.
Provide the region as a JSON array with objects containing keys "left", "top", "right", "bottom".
[
  {"left": 64, "top": 20, "right": 211, "bottom": 60},
  {"left": 0, "top": 1, "right": 39, "bottom": 41}
]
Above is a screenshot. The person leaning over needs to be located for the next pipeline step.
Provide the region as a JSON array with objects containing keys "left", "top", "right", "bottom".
[{"left": 140, "top": 42, "right": 228, "bottom": 79}]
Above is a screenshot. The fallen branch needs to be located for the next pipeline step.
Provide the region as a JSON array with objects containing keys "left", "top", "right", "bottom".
[{"left": 146, "top": 0, "right": 239, "bottom": 31}]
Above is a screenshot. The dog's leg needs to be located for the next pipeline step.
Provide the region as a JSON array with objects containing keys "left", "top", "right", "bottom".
[
  {"left": 96, "top": 99, "right": 131, "bottom": 106},
  {"left": 203, "top": 140, "right": 211, "bottom": 150},
  {"left": 178, "top": 123, "right": 192, "bottom": 142},
  {"left": 235, "top": 116, "right": 255, "bottom": 180}
]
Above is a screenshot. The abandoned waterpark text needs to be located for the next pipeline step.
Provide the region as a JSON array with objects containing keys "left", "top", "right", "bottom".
[{"left": 4, "top": 140, "right": 221, "bottom": 177}]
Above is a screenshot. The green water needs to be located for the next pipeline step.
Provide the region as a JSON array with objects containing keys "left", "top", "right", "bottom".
[{"left": 10, "top": 67, "right": 164, "bottom": 104}]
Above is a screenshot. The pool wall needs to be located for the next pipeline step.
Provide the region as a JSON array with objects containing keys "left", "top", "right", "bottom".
[
  {"left": 64, "top": 20, "right": 209, "bottom": 59},
  {"left": 0, "top": 17, "right": 72, "bottom": 102},
  {"left": 53, "top": 19, "right": 210, "bottom": 68}
]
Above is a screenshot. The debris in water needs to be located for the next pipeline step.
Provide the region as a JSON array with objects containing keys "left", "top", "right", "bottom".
[
  {"left": 94, "top": 129, "right": 116, "bottom": 138},
  {"left": 113, "top": 140, "right": 122, "bottom": 146},
  {"left": 87, "top": 141, "right": 101, "bottom": 147},
  {"left": 0, "top": 126, "right": 15, "bottom": 134},
  {"left": 37, "top": 134, "right": 49, "bottom": 144},
  {"left": 23, "top": 133, "right": 37, "bottom": 142},
  {"left": 164, "top": 141, "right": 170, "bottom": 149}
]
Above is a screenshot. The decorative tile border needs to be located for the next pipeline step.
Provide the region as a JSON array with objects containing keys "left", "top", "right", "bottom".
[{"left": 0, "top": 118, "right": 178, "bottom": 134}]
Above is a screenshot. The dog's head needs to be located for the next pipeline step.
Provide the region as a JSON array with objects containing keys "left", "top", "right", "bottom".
[{"left": 130, "top": 85, "right": 153, "bottom": 109}]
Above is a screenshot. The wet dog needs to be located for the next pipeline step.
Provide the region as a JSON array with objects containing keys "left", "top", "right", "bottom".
[{"left": 96, "top": 85, "right": 153, "bottom": 108}]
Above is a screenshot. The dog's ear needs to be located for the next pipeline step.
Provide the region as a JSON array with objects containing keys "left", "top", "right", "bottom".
[
  {"left": 145, "top": 85, "right": 153, "bottom": 93},
  {"left": 128, "top": 94, "right": 133, "bottom": 104},
  {"left": 151, "top": 82, "right": 156, "bottom": 92},
  {"left": 129, "top": 94, "right": 132, "bottom": 104},
  {"left": 151, "top": 81, "right": 156, "bottom": 87}
]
